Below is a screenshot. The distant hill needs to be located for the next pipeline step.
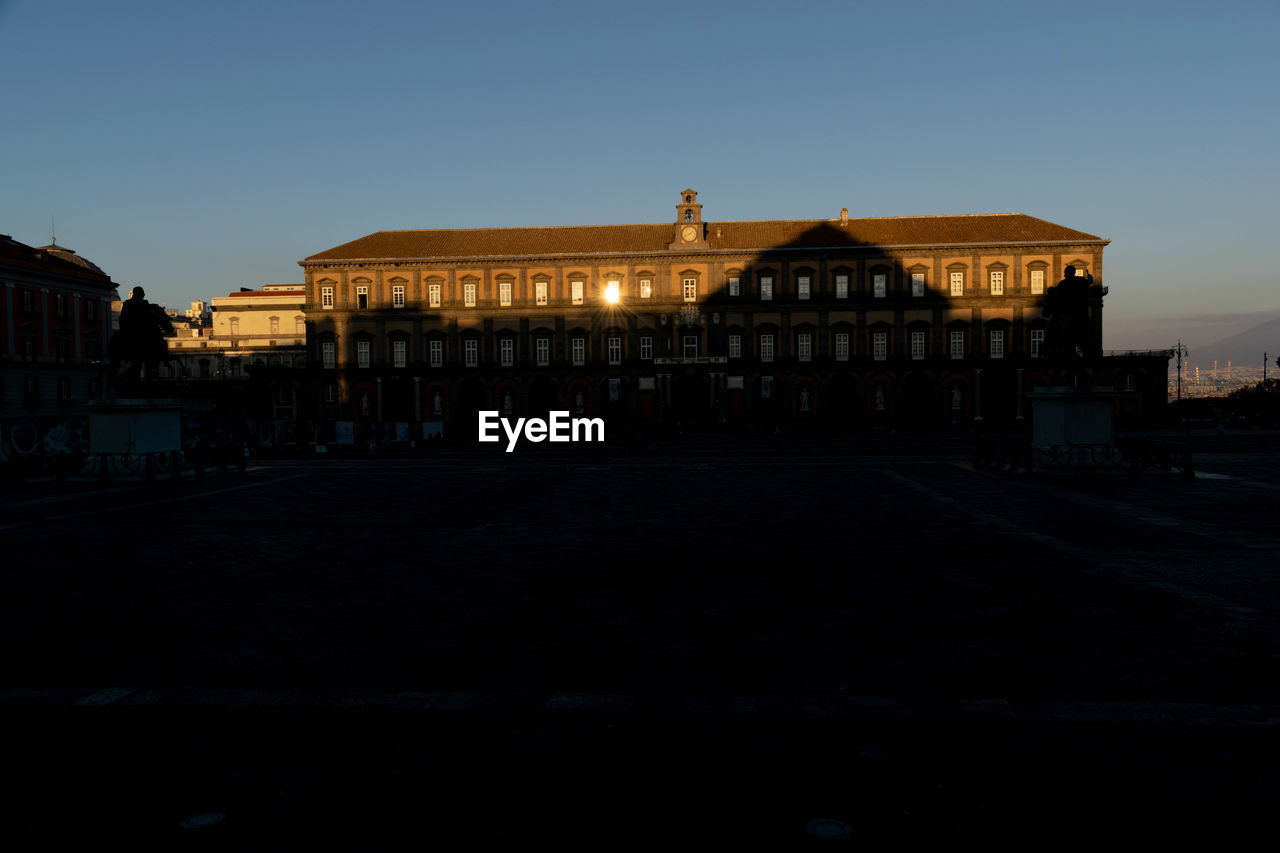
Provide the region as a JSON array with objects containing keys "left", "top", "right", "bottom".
[{"left": 1195, "top": 317, "right": 1280, "bottom": 369}]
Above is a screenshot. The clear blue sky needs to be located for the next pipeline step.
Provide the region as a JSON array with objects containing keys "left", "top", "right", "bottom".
[{"left": 3, "top": 0, "right": 1277, "bottom": 351}]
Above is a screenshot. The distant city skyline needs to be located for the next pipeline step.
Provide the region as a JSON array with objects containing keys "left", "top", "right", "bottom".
[{"left": 3, "top": 0, "right": 1277, "bottom": 353}]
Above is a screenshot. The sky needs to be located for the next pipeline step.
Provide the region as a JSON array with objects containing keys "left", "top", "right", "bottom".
[{"left": 2, "top": 0, "right": 1278, "bottom": 354}]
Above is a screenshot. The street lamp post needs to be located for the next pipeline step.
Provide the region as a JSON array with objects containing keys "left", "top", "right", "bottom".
[{"left": 1175, "top": 340, "right": 1188, "bottom": 403}]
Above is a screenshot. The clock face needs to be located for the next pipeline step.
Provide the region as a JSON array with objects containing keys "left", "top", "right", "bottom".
[{"left": 682, "top": 225, "right": 697, "bottom": 242}]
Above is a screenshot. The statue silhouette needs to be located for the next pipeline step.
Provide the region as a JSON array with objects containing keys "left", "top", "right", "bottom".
[
  {"left": 1043, "top": 265, "right": 1094, "bottom": 361},
  {"left": 109, "top": 286, "right": 174, "bottom": 386}
]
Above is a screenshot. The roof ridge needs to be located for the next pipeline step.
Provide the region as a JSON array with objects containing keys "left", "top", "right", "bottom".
[{"left": 371, "top": 213, "right": 1029, "bottom": 235}]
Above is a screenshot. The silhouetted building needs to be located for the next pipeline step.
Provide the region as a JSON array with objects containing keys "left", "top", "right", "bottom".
[
  {"left": 298, "top": 190, "right": 1163, "bottom": 433},
  {"left": 1, "top": 234, "right": 115, "bottom": 440}
]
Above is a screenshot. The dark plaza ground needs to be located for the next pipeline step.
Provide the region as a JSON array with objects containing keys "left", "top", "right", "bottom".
[{"left": 3, "top": 430, "right": 1280, "bottom": 844}]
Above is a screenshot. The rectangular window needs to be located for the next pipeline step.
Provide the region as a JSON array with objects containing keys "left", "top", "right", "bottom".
[
  {"left": 465, "top": 339, "right": 478, "bottom": 367},
  {"left": 835, "top": 332, "right": 849, "bottom": 361},
  {"left": 393, "top": 339, "right": 407, "bottom": 368},
  {"left": 728, "top": 334, "right": 741, "bottom": 359},
  {"left": 911, "top": 272, "right": 925, "bottom": 297},
  {"left": 536, "top": 338, "right": 550, "bottom": 366},
  {"left": 500, "top": 338, "right": 514, "bottom": 367},
  {"left": 322, "top": 340, "right": 336, "bottom": 369},
  {"left": 797, "top": 332, "right": 812, "bottom": 362},
  {"left": 639, "top": 278, "right": 652, "bottom": 299},
  {"left": 950, "top": 271, "right": 964, "bottom": 297},
  {"left": 835, "top": 274, "right": 848, "bottom": 299},
  {"left": 608, "top": 336, "right": 621, "bottom": 365},
  {"left": 950, "top": 330, "right": 965, "bottom": 360},
  {"left": 571, "top": 337, "right": 585, "bottom": 366},
  {"left": 873, "top": 331, "right": 887, "bottom": 361},
  {"left": 464, "top": 282, "right": 477, "bottom": 307},
  {"left": 357, "top": 339, "right": 370, "bottom": 368},
  {"left": 392, "top": 285, "right": 405, "bottom": 307},
  {"left": 22, "top": 289, "right": 34, "bottom": 312},
  {"left": 1031, "top": 329, "right": 1045, "bottom": 358},
  {"left": 640, "top": 336, "right": 653, "bottom": 360},
  {"left": 683, "top": 278, "right": 697, "bottom": 302},
  {"left": 55, "top": 294, "right": 66, "bottom": 317},
  {"left": 296, "top": 317, "right": 306, "bottom": 335},
  {"left": 86, "top": 299, "right": 97, "bottom": 321},
  {"left": 990, "top": 270, "right": 1005, "bottom": 296},
  {"left": 760, "top": 334, "right": 774, "bottom": 362},
  {"left": 429, "top": 284, "right": 441, "bottom": 308},
  {"left": 682, "top": 335, "right": 698, "bottom": 358},
  {"left": 1030, "top": 269, "right": 1045, "bottom": 295},
  {"left": 322, "top": 286, "right": 334, "bottom": 309},
  {"left": 499, "top": 280, "right": 512, "bottom": 307},
  {"left": 990, "top": 329, "right": 1005, "bottom": 358},
  {"left": 356, "top": 286, "right": 369, "bottom": 309},
  {"left": 325, "top": 384, "right": 337, "bottom": 404},
  {"left": 430, "top": 339, "right": 443, "bottom": 367},
  {"left": 798, "top": 275, "right": 810, "bottom": 300},
  {"left": 535, "top": 281, "right": 548, "bottom": 306},
  {"left": 760, "top": 276, "right": 773, "bottom": 301},
  {"left": 571, "top": 281, "right": 584, "bottom": 305},
  {"left": 270, "top": 317, "right": 280, "bottom": 335},
  {"left": 873, "top": 273, "right": 887, "bottom": 299},
  {"left": 911, "top": 330, "right": 926, "bottom": 360},
  {"left": 728, "top": 276, "right": 740, "bottom": 297}
]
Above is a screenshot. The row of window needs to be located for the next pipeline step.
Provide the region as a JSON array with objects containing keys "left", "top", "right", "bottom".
[
  {"left": 226, "top": 316, "right": 306, "bottom": 335},
  {"left": 323, "top": 328, "right": 1048, "bottom": 369},
  {"left": 317, "top": 266, "right": 1070, "bottom": 310},
  {"left": 5, "top": 289, "right": 103, "bottom": 320},
  {"left": 10, "top": 330, "right": 103, "bottom": 361}
]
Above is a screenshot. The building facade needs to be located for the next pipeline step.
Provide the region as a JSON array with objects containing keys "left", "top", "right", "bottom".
[
  {"left": 160, "top": 285, "right": 308, "bottom": 427},
  {"left": 299, "top": 190, "right": 1161, "bottom": 435},
  {"left": 1, "top": 234, "right": 116, "bottom": 453}
]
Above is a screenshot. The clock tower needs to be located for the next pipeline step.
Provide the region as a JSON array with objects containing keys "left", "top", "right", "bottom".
[{"left": 668, "top": 188, "right": 709, "bottom": 250}]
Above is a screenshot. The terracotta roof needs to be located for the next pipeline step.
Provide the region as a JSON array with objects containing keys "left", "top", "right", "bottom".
[
  {"left": 222, "top": 289, "right": 305, "bottom": 298},
  {"left": 305, "top": 214, "right": 1104, "bottom": 263}
]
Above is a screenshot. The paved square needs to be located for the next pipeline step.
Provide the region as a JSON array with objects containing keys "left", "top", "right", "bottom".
[{"left": 4, "top": 433, "right": 1279, "bottom": 843}]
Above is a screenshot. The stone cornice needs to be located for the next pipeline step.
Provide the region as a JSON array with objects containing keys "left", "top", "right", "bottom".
[{"left": 299, "top": 239, "right": 1108, "bottom": 270}]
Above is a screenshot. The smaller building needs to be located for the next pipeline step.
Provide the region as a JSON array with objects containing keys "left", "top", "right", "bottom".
[{"left": 165, "top": 285, "right": 307, "bottom": 423}]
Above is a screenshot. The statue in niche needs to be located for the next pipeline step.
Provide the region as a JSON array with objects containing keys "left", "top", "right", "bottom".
[
  {"left": 874, "top": 385, "right": 886, "bottom": 412},
  {"left": 359, "top": 390, "right": 371, "bottom": 417},
  {"left": 431, "top": 391, "right": 443, "bottom": 417},
  {"left": 799, "top": 386, "right": 811, "bottom": 412},
  {"left": 109, "top": 286, "right": 174, "bottom": 386},
  {"left": 502, "top": 389, "right": 514, "bottom": 416},
  {"left": 951, "top": 384, "right": 963, "bottom": 411},
  {"left": 1043, "top": 265, "right": 1095, "bottom": 361},
  {"left": 574, "top": 390, "right": 585, "bottom": 414}
]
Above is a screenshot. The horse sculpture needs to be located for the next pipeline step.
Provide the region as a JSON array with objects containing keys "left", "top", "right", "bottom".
[
  {"left": 109, "top": 286, "right": 174, "bottom": 386},
  {"left": 1042, "top": 266, "right": 1095, "bottom": 361}
]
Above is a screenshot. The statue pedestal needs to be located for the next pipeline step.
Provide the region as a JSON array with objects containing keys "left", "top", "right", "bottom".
[
  {"left": 86, "top": 399, "right": 186, "bottom": 480},
  {"left": 1028, "top": 386, "right": 1122, "bottom": 474},
  {"left": 89, "top": 399, "right": 184, "bottom": 454}
]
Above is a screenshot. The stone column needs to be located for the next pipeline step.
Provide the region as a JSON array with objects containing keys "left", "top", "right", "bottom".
[
  {"left": 1016, "top": 368, "right": 1025, "bottom": 422},
  {"left": 974, "top": 368, "right": 984, "bottom": 422}
]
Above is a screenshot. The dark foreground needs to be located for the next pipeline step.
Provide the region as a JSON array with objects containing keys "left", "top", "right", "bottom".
[{"left": 4, "top": 432, "right": 1280, "bottom": 844}]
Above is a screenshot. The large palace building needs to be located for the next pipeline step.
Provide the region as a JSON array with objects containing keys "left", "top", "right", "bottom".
[{"left": 299, "top": 190, "right": 1163, "bottom": 436}]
